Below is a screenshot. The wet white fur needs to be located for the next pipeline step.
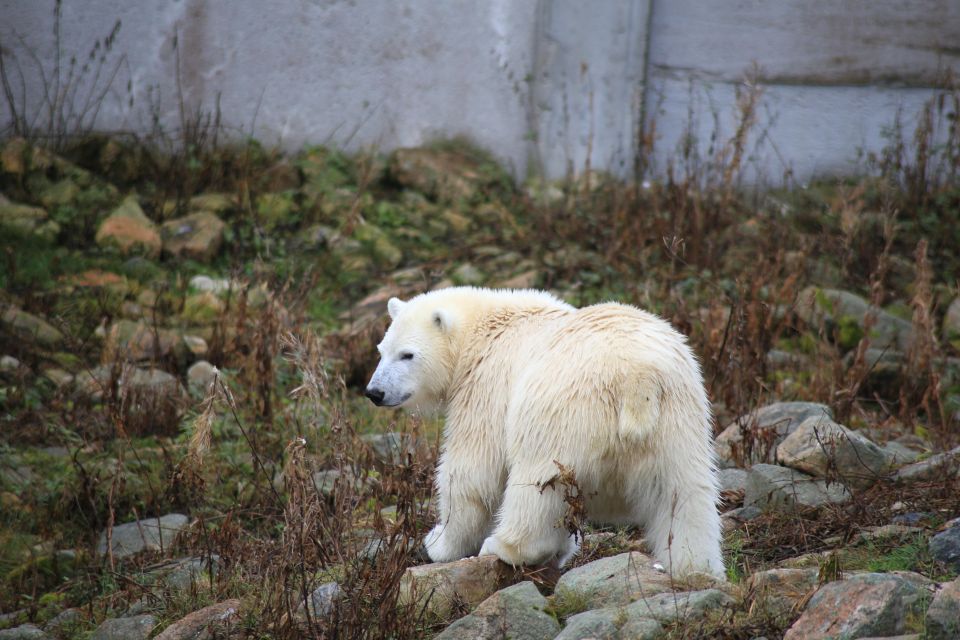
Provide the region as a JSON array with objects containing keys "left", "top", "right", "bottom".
[{"left": 367, "top": 287, "right": 725, "bottom": 577}]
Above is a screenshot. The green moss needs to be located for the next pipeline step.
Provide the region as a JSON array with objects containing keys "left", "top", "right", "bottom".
[
  {"left": 546, "top": 585, "right": 594, "bottom": 622},
  {"left": 837, "top": 315, "right": 864, "bottom": 350}
]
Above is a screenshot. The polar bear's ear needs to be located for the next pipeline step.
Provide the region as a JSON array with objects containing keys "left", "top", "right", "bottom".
[
  {"left": 431, "top": 308, "right": 453, "bottom": 333},
  {"left": 387, "top": 297, "right": 406, "bottom": 319}
]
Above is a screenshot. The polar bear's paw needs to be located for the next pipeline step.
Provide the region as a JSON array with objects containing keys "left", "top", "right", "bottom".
[
  {"left": 478, "top": 535, "right": 513, "bottom": 564},
  {"left": 479, "top": 535, "right": 532, "bottom": 566},
  {"left": 423, "top": 525, "right": 462, "bottom": 563},
  {"left": 480, "top": 534, "right": 578, "bottom": 567}
]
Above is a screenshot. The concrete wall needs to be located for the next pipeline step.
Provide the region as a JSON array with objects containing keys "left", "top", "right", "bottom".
[
  {"left": 646, "top": 0, "right": 960, "bottom": 183},
  {"left": 1, "top": 0, "right": 958, "bottom": 183}
]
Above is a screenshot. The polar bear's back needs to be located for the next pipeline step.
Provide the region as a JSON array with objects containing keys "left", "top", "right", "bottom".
[
  {"left": 491, "top": 302, "right": 708, "bottom": 445},
  {"left": 509, "top": 301, "right": 702, "bottom": 386}
]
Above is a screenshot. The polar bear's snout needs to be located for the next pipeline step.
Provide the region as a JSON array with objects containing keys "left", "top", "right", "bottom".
[
  {"left": 364, "top": 387, "right": 386, "bottom": 405},
  {"left": 364, "top": 356, "right": 415, "bottom": 408}
]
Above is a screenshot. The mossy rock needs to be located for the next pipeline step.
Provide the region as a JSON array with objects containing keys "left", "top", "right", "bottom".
[{"left": 95, "top": 197, "right": 161, "bottom": 259}]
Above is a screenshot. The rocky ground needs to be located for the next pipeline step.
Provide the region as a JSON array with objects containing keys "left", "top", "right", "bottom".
[{"left": 1, "top": 134, "right": 959, "bottom": 638}]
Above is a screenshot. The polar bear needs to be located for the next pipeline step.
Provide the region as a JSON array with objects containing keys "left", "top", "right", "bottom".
[{"left": 364, "top": 287, "right": 724, "bottom": 577}]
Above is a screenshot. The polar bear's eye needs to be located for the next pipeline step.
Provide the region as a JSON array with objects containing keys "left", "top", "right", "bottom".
[{"left": 399, "top": 352, "right": 414, "bottom": 361}]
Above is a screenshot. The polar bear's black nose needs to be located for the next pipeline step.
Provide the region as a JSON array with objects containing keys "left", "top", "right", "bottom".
[{"left": 365, "top": 387, "right": 385, "bottom": 406}]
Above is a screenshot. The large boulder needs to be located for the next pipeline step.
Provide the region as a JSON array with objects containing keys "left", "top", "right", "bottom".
[
  {"left": 153, "top": 599, "right": 240, "bottom": 640},
  {"left": 95, "top": 196, "right": 161, "bottom": 258},
  {"left": 926, "top": 577, "right": 960, "bottom": 640},
  {"left": 160, "top": 212, "right": 226, "bottom": 262},
  {"left": 103, "top": 319, "right": 189, "bottom": 366},
  {"left": 796, "top": 286, "right": 914, "bottom": 351},
  {"left": 744, "top": 463, "right": 850, "bottom": 511},
  {"left": 715, "top": 402, "right": 833, "bottom": 468},
  {"left": 895, "top": 445, "right": 960, "bottom": 483},
  {"left": 942, "top": 297, "right": 960, "bottom": 343},
  {"left": 97, "top": 513, "right": 190, "bottom": 560},
  {"left": 929, "top": 518, "right": 960, "bottom": 573},
  {"left": 294, "top": 581, "right": 342, "bottom": 622},
  {"left": 776, "top": 416, "right": 894, "bottom": 488},
  {"left": 398, "top": 555, "right": 518, "bottom": 619},
  {"left": 553, "top": 552, "right": 675, "bottom": 609},
  {"left": 434, "top": 581, "right": 560, "bottom": 640},
  {"left": 555, "top": 589, "right": 732, "bottom": 640},
  {"left": 1, "top": 305, "right": 63, "bottom": 349},
  {"left": 89, "top": 615, "right": 157, "bottom": 640},
  {"left": 784, "top": 573, "right": 931, "bottom": 640},
  {"left": 0, "top": 625, "right": 49, "bottom": 639},
  {"left": 747, "top": 568, "right": 819, "bottom": 615},
  {"left": 0, "top": 202, "right": 59, "bottom": 240}
]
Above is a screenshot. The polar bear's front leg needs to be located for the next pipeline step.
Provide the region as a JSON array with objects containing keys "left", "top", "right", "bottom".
[
  {"left": 479, "top": 466, "right": 574, "bottom": 566},
  {"left": 424, "top": 453, "right": 498, "bottom": 563}
]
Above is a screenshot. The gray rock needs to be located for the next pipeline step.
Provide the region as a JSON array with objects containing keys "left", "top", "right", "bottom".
[
  {"left": 311, "top": 469, "right": 342, "bottom": 497},
  {"left": 0, "top": 625, "right": 49, "bottom": 640},
  {"left": 398, "top": 555, "right": 518, "bottom": 619},
  {"left": 744, "top": 463, "right": 850, "bottom": 511},
  {"left": 182, "top": 335, "right": 208, "bottom": 358},
  {"left": 42, "top": 608, "right": 82, "bottom": 634},
  {"left": 0, "top": 612, "right": 27, "bottom": 630},
  {"left": 891, "top": 512, "right": 935, "bottom": 526},
  {"left": 435, "top": 581, "right": 559, "bottom": 640},
  {"left": 845, "top": 348, "right": 905, "bottom": 388},
  {"left": 856, "top": 525, "right": 924, "bottom": 544},
  {"left": 42, "top": 367, "right": 73, "bottom": 388},
  {"left": 943, "top": 297, "right": 960, "bottom": 340},
  {"left": 721, "top": 505, "right": 762, "bottom": 530},
  {"left": 718, "top": 468, "right": 748, "bottom": 493},
  {"left": 926, "top": 577, "right": 960, "bottom": 640},
  {"left": 158, "top": 556, "right": 219, "bottom": 591},
  {"left": 796, "top": 286, "right": 914, "bottom": 351},
  {"left": 0, "top": 355, "right": 21, "bottom": 372},
  {"left": 766, "top": 349, "right": 809, "bottom": 369},
  {"left": 188, "top": 275, "right": 234, "bottom": 294},
  {"left": 295, "top": 581, "right": 342, "bottom": 621},
  {"left": 895, "top": 446, "right": 960, "bottom": 483},
  {"left": 623, "top": 588, "right": 733, "bottom": 623},
  {"left": 97, "top": 514, "right": 190, "bottom": 559},
  {"left": 1, "top": 306, "right": 63, "bottom": 349},
  {"left": 160, "top": 212, "right": 226, "bottom": 262},
  {"left": 554, "top": 552, "right": 676, "bottom": 609},
  {"left": 362, "top": 432, "right": 426, "bottom": 465},
  {"left": 784, "top": 573, "right": 931, "bottom": 640},
  {"left": 715, "top": 402, "right": 833, "bottom": 468},
  {"left": 103, "top": 320, "right": 189, "bottom": 365},
  {"left": 153, "top": 599, "right": 240, "bottom": 640},
  {"left": 554, "top": 609, "right": 660, "bottom": 640},
  {"left": 881, "top": 441, "right": 922, "bottom": 467},
  {"left": 451, "top": 263, "right": 485, "bottom": 286},
  {"left": 187, "top": 360, "right": 217, "bottom": 397},
  {"left": 929, "top": 519, "right": 960, "bottom": 572},
  {"left": 556, "top": 589, "right": 731, "bottom": 640},
  {"left": 89, "top": 615, "right": 157, "bottom": 640},
  {"left": 747, "top": 568, "right": 819, "bottom": 615},
  {"left": 776, "top": 416, "right": 893, "bottom": 488}
]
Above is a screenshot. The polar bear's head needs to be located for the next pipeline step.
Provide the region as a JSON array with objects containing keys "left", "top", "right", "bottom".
[{"left": 364, "top": 295, "right": 455, "bottom": 412}]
